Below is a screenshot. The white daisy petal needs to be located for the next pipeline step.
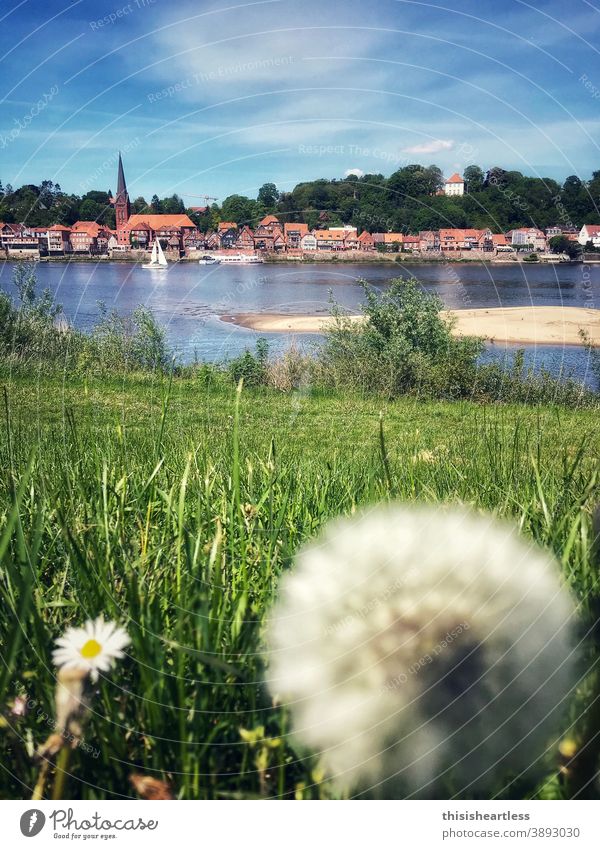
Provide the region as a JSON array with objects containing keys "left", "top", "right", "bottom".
[{"left": 52, "top": 617, "right": 130, "bottom": 682}]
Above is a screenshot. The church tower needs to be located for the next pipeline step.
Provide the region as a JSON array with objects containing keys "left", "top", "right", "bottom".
[{"left": 115, "top": 152, "right": 130, "bottom": 244}]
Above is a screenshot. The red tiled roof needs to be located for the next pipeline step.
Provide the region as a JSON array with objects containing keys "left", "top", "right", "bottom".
[
  {"left": 313, "top": 230, "right": 347, "bottom": 241},
  {"left": 583, "top": 224, "right": 600, "bottom": 235},
  {"left": 259, "top": 214, "right": 280, "bottom": 225},
  {"left": 284, "top": 222, "right": 308, "bottom": 235},
  {"left": 218, "top": 221, "right": 237, "bottom": 230},
  {"left": 445, "top": 172, "right": 464, "bottom": 184},
  {"left": 71, "top": 221, "right": 103, "bottom": 236},
  {"left": 47, "top": 224, "right": 71, "bottom": 232},
  {"left": 127, "top": 213, "right": 195, "bottom": 229}
]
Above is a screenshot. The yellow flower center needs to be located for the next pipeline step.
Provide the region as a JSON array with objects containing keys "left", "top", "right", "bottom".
[{"left": 80, "top": 638, "right": 102, "bottom": 659}]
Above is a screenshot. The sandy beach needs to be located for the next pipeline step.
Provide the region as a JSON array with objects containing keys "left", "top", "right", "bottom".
[{"left": 221, "top": 306, "right": 600, "bottom": 346}]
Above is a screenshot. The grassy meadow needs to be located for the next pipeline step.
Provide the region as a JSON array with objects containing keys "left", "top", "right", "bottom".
[{"left": 0, "top": 369, "right": 599, "bottom": 799}]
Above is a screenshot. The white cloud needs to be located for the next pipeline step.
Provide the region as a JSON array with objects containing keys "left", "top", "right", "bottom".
[
  {"left": 344, "top": 168, "right": 364, "bottom": 177},
  {"left": 402, "top": 139, "right": 454, "bottom": 155}
]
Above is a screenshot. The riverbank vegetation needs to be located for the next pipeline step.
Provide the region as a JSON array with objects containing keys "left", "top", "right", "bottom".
[{"left": 1, "top": 265, "right": 598, "bottom": 408}]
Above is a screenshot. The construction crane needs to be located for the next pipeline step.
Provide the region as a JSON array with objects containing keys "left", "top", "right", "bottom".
[{"left": 182, "top": 194, "right": 218, "bottom": 203}]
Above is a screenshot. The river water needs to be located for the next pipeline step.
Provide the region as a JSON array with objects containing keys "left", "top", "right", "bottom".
[{"left": 1, "top": 260, "right": 598, "bottom": 382}]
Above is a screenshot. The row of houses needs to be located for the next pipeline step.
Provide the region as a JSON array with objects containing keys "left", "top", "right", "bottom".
[
  {"left": 2, "top": 217, "right": 598, "bottom": 258},
  {"left": 0, "top": 221, "right": 117, "bottom": 256},
  {"left": 199, "top": 221, "right": 583, "bottom": 254},
  {"left": 0, "top": 215, "right": 201, "bottom": 256}
]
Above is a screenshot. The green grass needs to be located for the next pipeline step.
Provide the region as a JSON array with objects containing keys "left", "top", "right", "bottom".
[{"left": 0, "top": 371, "right": 599, "bottom": 799}]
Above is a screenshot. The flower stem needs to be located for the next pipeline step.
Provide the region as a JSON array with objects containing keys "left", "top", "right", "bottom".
[
  {"left": 51, "top": 747, "right": 72, "bottom": 800},
  {"left": 31, "top": 759, "right": 50, "bottom": 801}
]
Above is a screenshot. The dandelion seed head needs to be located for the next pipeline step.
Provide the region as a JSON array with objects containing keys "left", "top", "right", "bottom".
[{"left": 265, "top": 504, "right": 578, "bottom": 797}]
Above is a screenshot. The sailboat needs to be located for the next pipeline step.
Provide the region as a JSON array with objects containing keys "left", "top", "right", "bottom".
[{"left": 142, "top": 239, "right": 168, "bottom": 270}]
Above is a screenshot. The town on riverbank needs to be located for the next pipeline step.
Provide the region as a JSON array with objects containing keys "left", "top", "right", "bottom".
[{"left": 3, "top": 155, "right": 600, "bottom": 265}]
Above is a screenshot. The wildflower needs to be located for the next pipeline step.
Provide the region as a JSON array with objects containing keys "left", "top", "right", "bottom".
[
  {"left": 52, "top": 616, "right": 130, "bottom": 683},
  {"left": 130, "top": 773, "right": 173, "bottom": 800},
  {"left": 265, "top": 504, "right": 577, "bottom": 797},
  {"left": 10, "top": 695, "right": 28, "bottom": 717},
  {"left": 413, "top": 449, "right": 435, "bottom": 464}
]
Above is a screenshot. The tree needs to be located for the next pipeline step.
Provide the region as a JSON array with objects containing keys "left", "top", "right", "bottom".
[
  {"left": 131, "top": 196, "right": 149, "bottom": 214},
  {"left": 549, "top": 235, "right": 581, "bottom": 259},
  {"left": 161, "top": 194, "right": 185, "bottom": 214},
  {"left": 221, "top": 194, "right": 259, "bottom": 226},
  {"left": 485, "top": 167, "right": 507, "bottom": 187},
  {"left": 257, "top": 182, "right": 279, "bottom": 209},
  {"left": 78, "top": 199, "right": 105, "bottom": 222},
  {"left": 422, "top": 165, "right": 444, "bottom": 195},
  {"left": 463, "top": 165, "right": 484, "bottom": 193}
]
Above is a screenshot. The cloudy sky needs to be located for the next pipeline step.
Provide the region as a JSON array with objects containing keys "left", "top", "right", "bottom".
[{"left": 1, "top": 0, "right": 600, "bottom": 201}]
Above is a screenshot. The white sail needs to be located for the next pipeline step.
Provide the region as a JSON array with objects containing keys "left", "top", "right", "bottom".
[
  {"left": 156, "top": 239, "right": 168, "bottom": 267},
  {"left": 142, "top": 239, "right": 169, "bottom": 270}
]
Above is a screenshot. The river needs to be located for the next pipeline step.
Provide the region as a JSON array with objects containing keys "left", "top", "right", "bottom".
[{"left": 1, "top": 259, "right": 598, "bottom": 382}]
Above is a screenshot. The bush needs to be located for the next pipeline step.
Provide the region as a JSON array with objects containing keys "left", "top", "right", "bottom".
[
  {"left": 89, "top": 303, "right": 169, "bottom": 372},
  {"left": 227, "top": 338, "right": 269, "bottom": 386},
  {"left": 0, "top": 265, "right": 170, "bottom": 374},
  {"left": 267, "top": 342, "right": 313, "bottom": 391},
  {"left": 318, "top": 277, "right": 484, "bottom": 399},
  {"left": 0, "top": 263, "right": 83, "bottom": 368}
]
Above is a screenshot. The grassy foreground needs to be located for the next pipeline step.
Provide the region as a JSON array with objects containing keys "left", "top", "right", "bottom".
[{"left": 0, "top": 371, "right": 599, "bottom": 799}]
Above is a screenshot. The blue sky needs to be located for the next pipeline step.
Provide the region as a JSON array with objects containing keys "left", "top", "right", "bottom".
[{"left": 1, "top": 0, "right": 600, "bottom": 202}]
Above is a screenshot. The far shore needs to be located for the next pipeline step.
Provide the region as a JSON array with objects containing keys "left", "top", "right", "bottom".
[
  {"left": 3, "top": 254, "right": 597, "bottom": 266},
  {"left": 221, "top": 306, "right": 600, "bottom": 347}
]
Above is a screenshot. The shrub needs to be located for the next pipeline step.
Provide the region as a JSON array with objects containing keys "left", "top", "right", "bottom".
[
  {"left": 0, "top": 263, "right": 83, "bottom": 367},
  {"left": 267, "top": 342, "right": 313, "bottom": 391},
  {"left": 227, "top": 338, "right": 269, "bottom": 386},
  {"left": 0, "top": 265, "right": 169, "bottom": 374},
  {"left": 318, "top": 277, "right": 484, "bottom": 399},
  {"left": 87, "top": 303, "right": 169, "bottom": 372}
]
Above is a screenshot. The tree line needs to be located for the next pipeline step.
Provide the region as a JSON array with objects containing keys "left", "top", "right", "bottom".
[{"left": 2, "top": 165, "right": 599, "bottom": 234}]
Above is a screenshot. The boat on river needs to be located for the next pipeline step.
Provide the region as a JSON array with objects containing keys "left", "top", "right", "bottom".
[
  {"left": 142, "top": 239, "right": 168, "bottom": 270},
  {"left": 217, "top": 253, "right": 264, "bottom": 264}
]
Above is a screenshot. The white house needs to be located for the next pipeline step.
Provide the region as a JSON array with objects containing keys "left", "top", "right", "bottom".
[
  {"left": 443, "top": 173, "right": 465, "bottom": 197},
  {"left": 300, "top": 233, "right": 317, "bottom": 251},
  {"left": 507, "top": 228, "right": 547, "bottom": 252},
  {"left": 578, "top": 224, "right": 600, "bottom": 248}
]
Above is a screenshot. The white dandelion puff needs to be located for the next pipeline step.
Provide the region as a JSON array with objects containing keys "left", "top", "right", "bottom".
[
  {"left": 265, "top": 504, "right": 578, "bottom": 797},
  {"left": 52, "top": 616, "right": 130, "bottom": 683}
]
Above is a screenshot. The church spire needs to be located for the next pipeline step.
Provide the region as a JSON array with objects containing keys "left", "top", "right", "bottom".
[
  {"left": 115, "top": 152, "right": 130, "bottom": 245},
  {"left": 116, "top": 151, "right": 127, "bottom": 199}
]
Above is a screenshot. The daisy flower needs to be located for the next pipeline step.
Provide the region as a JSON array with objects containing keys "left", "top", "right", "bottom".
[
  {"left": 265, "top": 504, "right": 578, "bottom": 798},
  {"left": 52, "top": 616, "right": 130, "bottom": 683}
]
